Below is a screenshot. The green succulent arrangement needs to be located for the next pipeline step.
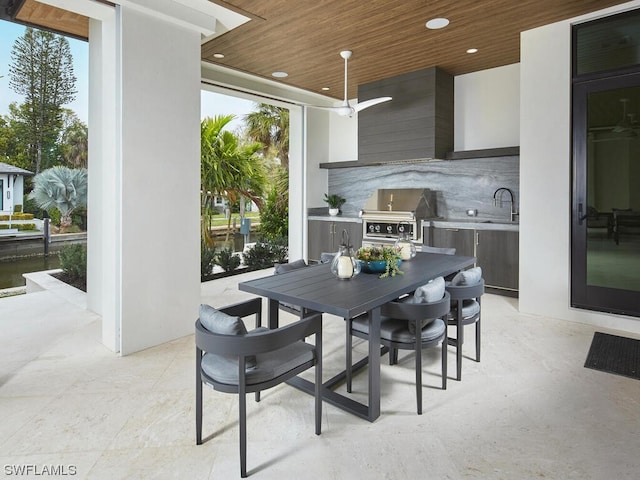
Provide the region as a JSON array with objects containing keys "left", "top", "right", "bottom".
[{"left": 356, "top": 245, "right": 403, "bottom": 278}]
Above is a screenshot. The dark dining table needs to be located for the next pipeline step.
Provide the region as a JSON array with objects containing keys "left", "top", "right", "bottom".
[{"left": 238, "top": 252, "right": 476, "bottom": 422}]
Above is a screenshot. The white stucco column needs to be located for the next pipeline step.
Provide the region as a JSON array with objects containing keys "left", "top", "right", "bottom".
[
  {"left": 84, "top": 3, "right": 201, "bottom": 354},
  {"left": 116, "top": 6, "right": 201, "bottom": 354}
]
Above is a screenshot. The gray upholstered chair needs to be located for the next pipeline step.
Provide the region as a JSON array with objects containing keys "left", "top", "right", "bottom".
[
  {"left": 319, "top": 252, "right": 337, "bottom": 264},
  {"left": 273, "top": 259, "right": 316, "bottom": 317},
  {"left": 421, "top": 245, "right": 456, "bottom": 255},
  {"left": 446, "top": 267, "right": 484, "bottom": 381},
  {"left": 346, "top": 278, "right": 450, "bottom": 415},
  {"left": 195, "top": 297, "right": 322, "bottom": 477}
]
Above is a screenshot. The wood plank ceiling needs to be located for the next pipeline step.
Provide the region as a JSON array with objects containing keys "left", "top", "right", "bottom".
[{"left": 9, "top": 0, "right": 633, "bottom": 100}]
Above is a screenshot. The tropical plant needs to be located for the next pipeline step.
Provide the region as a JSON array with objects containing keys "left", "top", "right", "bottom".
[
  {"left": 242, "top": 239, "right": 287, "bottom": 270},
  {"left": 201, "top": 240, "right": 216, "bottom": 279},
  {"left": 324, "top": 193, "right": 346, "bottom": 209},
  {"left": 9, "top": 28, "right": 77, "bottom": 174},
  {"left": 28, "top": 166, "right": 87, "bottom": 228},
  {"left": 245, "top": 104, "right": 289, "bottom": 169},
  {"left": 215, "top": 246, "right": 241, "bottom": 272},
  {"left": 267, "top": 236, "right": 289, "bottom": 264},
  {"left": 201, "top": 115, "right": 267, "bottom": 244},
  {"left": 59, "top": 243, "right": 86, "bottom": 282},
  {"left": 259, "top": 185, "right": 288, "bottom": 240}
]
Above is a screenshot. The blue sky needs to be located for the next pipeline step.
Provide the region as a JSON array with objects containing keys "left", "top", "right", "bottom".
[{"left": 0, "top": 19, "right": 255, "bottom": 129}]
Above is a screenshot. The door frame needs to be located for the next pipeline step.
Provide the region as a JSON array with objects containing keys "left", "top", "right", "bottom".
[{"left": 571, "top": 73, "right": 640, "bottom": 317}]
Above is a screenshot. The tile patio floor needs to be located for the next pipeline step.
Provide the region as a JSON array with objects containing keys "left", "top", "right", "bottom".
[{"left": 1, "top": 268, "right": 639, "bottom": 479}]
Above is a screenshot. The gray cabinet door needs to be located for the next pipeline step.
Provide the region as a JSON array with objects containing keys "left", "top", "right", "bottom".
[
  {"left": 431, "top": 227, "right": 475, "bottom": 257},
  {"left": 476, "top": 230, "right": 519, "bottom": 291},
  {"left": 308, "top": 220, "right": 334, "bottom": 262},
  {"left": 341, "top": 221, "right": 363, "bottom": 253},
  {"left": 308, "top": 220, "right": 363, "bottom": 262}
]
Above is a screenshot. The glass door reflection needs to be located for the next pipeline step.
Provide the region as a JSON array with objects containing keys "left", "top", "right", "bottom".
[{"left": 586, "top": 87, "right": 640, "bottom": 293}]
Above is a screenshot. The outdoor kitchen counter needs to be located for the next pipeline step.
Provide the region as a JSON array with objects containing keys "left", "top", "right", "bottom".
[
  {"left": 308, "top": 214, "right": 362, "bottom": 222},
  {"left": 425, "top": 219, "right": 519, "bottom": 232}
]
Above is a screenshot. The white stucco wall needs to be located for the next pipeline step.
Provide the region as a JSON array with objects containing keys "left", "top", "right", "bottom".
[
  {"left": 305, "top": 108, "right": 331, "bottom": 203},
  {"left": 520, "top": 1, "right": 640, "bottom": 334},
  {"left": 454, "top": 64, "right": 520, "bottom": 151},
  {"left": 118, "top": 6, "right": 201, "bottom": 354},
  {"left": 328, "top": 109, "right": 358, "bottom": 162}
]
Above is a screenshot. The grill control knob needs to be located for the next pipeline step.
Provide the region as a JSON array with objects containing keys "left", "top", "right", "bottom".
[
  {"left": 386, "top": 225, "right": 393, "bottom": 233},
  {"left": 369, "top": 225, "right": 375, "bottom": 232},
  {"left": 374, "top": 225, "right": 380, "bottom": 232}
]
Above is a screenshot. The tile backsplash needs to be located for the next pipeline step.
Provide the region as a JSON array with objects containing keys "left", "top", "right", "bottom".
[{"left": 327, "top": 156, "right": 519, "bottom": 221}]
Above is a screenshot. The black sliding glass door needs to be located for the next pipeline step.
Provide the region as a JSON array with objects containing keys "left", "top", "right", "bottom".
[{"left": 572, "top": 10, "right": 640, "bottom": 317}]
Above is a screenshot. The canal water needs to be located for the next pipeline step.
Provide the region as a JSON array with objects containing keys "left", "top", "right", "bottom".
[
  {"left": 0, "top": 255, "right": 61, "bottom": 289},
  {"left": 0, "top": 233, "right": 247, "bottom": 290}
]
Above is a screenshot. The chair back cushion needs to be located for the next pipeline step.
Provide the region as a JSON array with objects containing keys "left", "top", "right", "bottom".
[
  {"left": 200, "top": 304, "right": 248, "bottom": 335},
  {"left": 414, "top": 276, "right": 445, "bottom": 302},
  {"left": 199, "top": 304, "right": 256, "bottom": 368},
  {"left": 450, "top": 266, "right": 483, "bottom": 286},
  {"left": 274, "top": 259, "right": 307, "bottom": 274},
  {"left": 399, "top": 276, "right": 445, "bottom": 333}
]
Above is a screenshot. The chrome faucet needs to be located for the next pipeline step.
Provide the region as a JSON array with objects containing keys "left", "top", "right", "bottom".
[{"left": 493, "top": 187, "right": 519, "bottom": 222}]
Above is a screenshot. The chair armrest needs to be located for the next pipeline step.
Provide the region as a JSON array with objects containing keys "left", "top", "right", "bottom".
[
  {"left": 219, "top": 297, "right": 262, "bottom": 319},
  {"left": 445, "top": 279, "right": 484, "bottom": 300},
  {"left": 196, "top": 312, "right": 322, "bottom": 357},
  {"left": 381, "top": 291, "right": 451, "bottom": 320}
]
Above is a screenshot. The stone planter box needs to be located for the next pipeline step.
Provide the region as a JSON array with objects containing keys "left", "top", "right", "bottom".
[{"left": 23, "top": 269, "right": 86, "bottom": 309}]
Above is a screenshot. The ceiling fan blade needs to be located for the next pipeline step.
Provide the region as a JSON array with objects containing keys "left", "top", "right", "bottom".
[
  {"left": 306, "top": 50, "right": 390, "bottom": 117},
  {"left": 310, "top": 105, "right": 354, "bottom": 116},
  {"left": 352, "top": 96, "right": 393, "bottom": 113}
]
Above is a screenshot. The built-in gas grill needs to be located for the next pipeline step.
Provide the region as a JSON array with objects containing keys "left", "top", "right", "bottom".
[{"left": 360, "top": 188, "right": 438, "bottom": 247}]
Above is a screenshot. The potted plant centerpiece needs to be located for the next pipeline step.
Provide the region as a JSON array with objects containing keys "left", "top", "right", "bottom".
[
  {"left": 356, "top": 245, "right": 403, "bottom": 278},
  {"left": 324, "top": 193, "right": 346, "bottom": 216}
]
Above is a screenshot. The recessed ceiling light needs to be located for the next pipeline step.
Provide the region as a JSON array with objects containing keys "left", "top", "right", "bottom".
[
  {"left": 213, "top": 53, "right": 225, "bottom": 59},
  {"left": 426, "top": 18, "right": 449, "bottom": 30},
  {"left": 272, "top": 71, "right": 288, "bottom": 78},
  {"left": 322, "top": 87, "right": 330, "bottom": 91},
  {"left": 467, "top": 48, "right": 478, "bottom": 54}
]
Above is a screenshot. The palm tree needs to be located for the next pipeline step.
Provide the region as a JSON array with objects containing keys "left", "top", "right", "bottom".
[
  {"left": 201, "top": 115, "right": 266, "bottom": 244},
  {"left": 245, "top": 104, "right": 289, "bottom": 169},
  {"left": 28, "top": 166, "right": 87, "bottom": 228},
  {"left": 60, "top": 111, "right": 88, "bottom": 168}
]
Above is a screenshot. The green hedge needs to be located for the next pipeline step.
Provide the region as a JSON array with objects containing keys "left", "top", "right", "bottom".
[
  {"left": 0, "top": 223, "right": 36, "bottom": 231},
  {"left": 0, "top": 213, "right": 34, "bottom": 221}
]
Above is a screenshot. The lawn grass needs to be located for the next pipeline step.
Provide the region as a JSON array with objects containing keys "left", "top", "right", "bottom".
[{"left": 205, "top": 211, "right": 260, "bottom": 227}]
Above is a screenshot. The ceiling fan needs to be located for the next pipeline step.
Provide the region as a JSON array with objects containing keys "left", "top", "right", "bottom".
[
  {"left": 588, "top": 98, "right": 639, "bottom": 141},
  {"left": 612, "top": 98, "right": 638, "bottom": 134},
  {"left": 309, "top": 50, "right": 392, "bottom": 117}
]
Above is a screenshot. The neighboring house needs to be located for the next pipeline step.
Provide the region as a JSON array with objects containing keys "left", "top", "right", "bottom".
[
  {"left": 0, "top": 162, "right": 33, "bottom": 213},
  {"left": 212, "top": 195, "right": 256, "bottom": 213}
]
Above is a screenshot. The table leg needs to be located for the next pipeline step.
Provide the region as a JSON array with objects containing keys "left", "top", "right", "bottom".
[
  {"left": 268, "top": 298, "right": 280, "bottom": 329},
  {"left": 368, "top": 307, "right": 381, "bottom": 421}
]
